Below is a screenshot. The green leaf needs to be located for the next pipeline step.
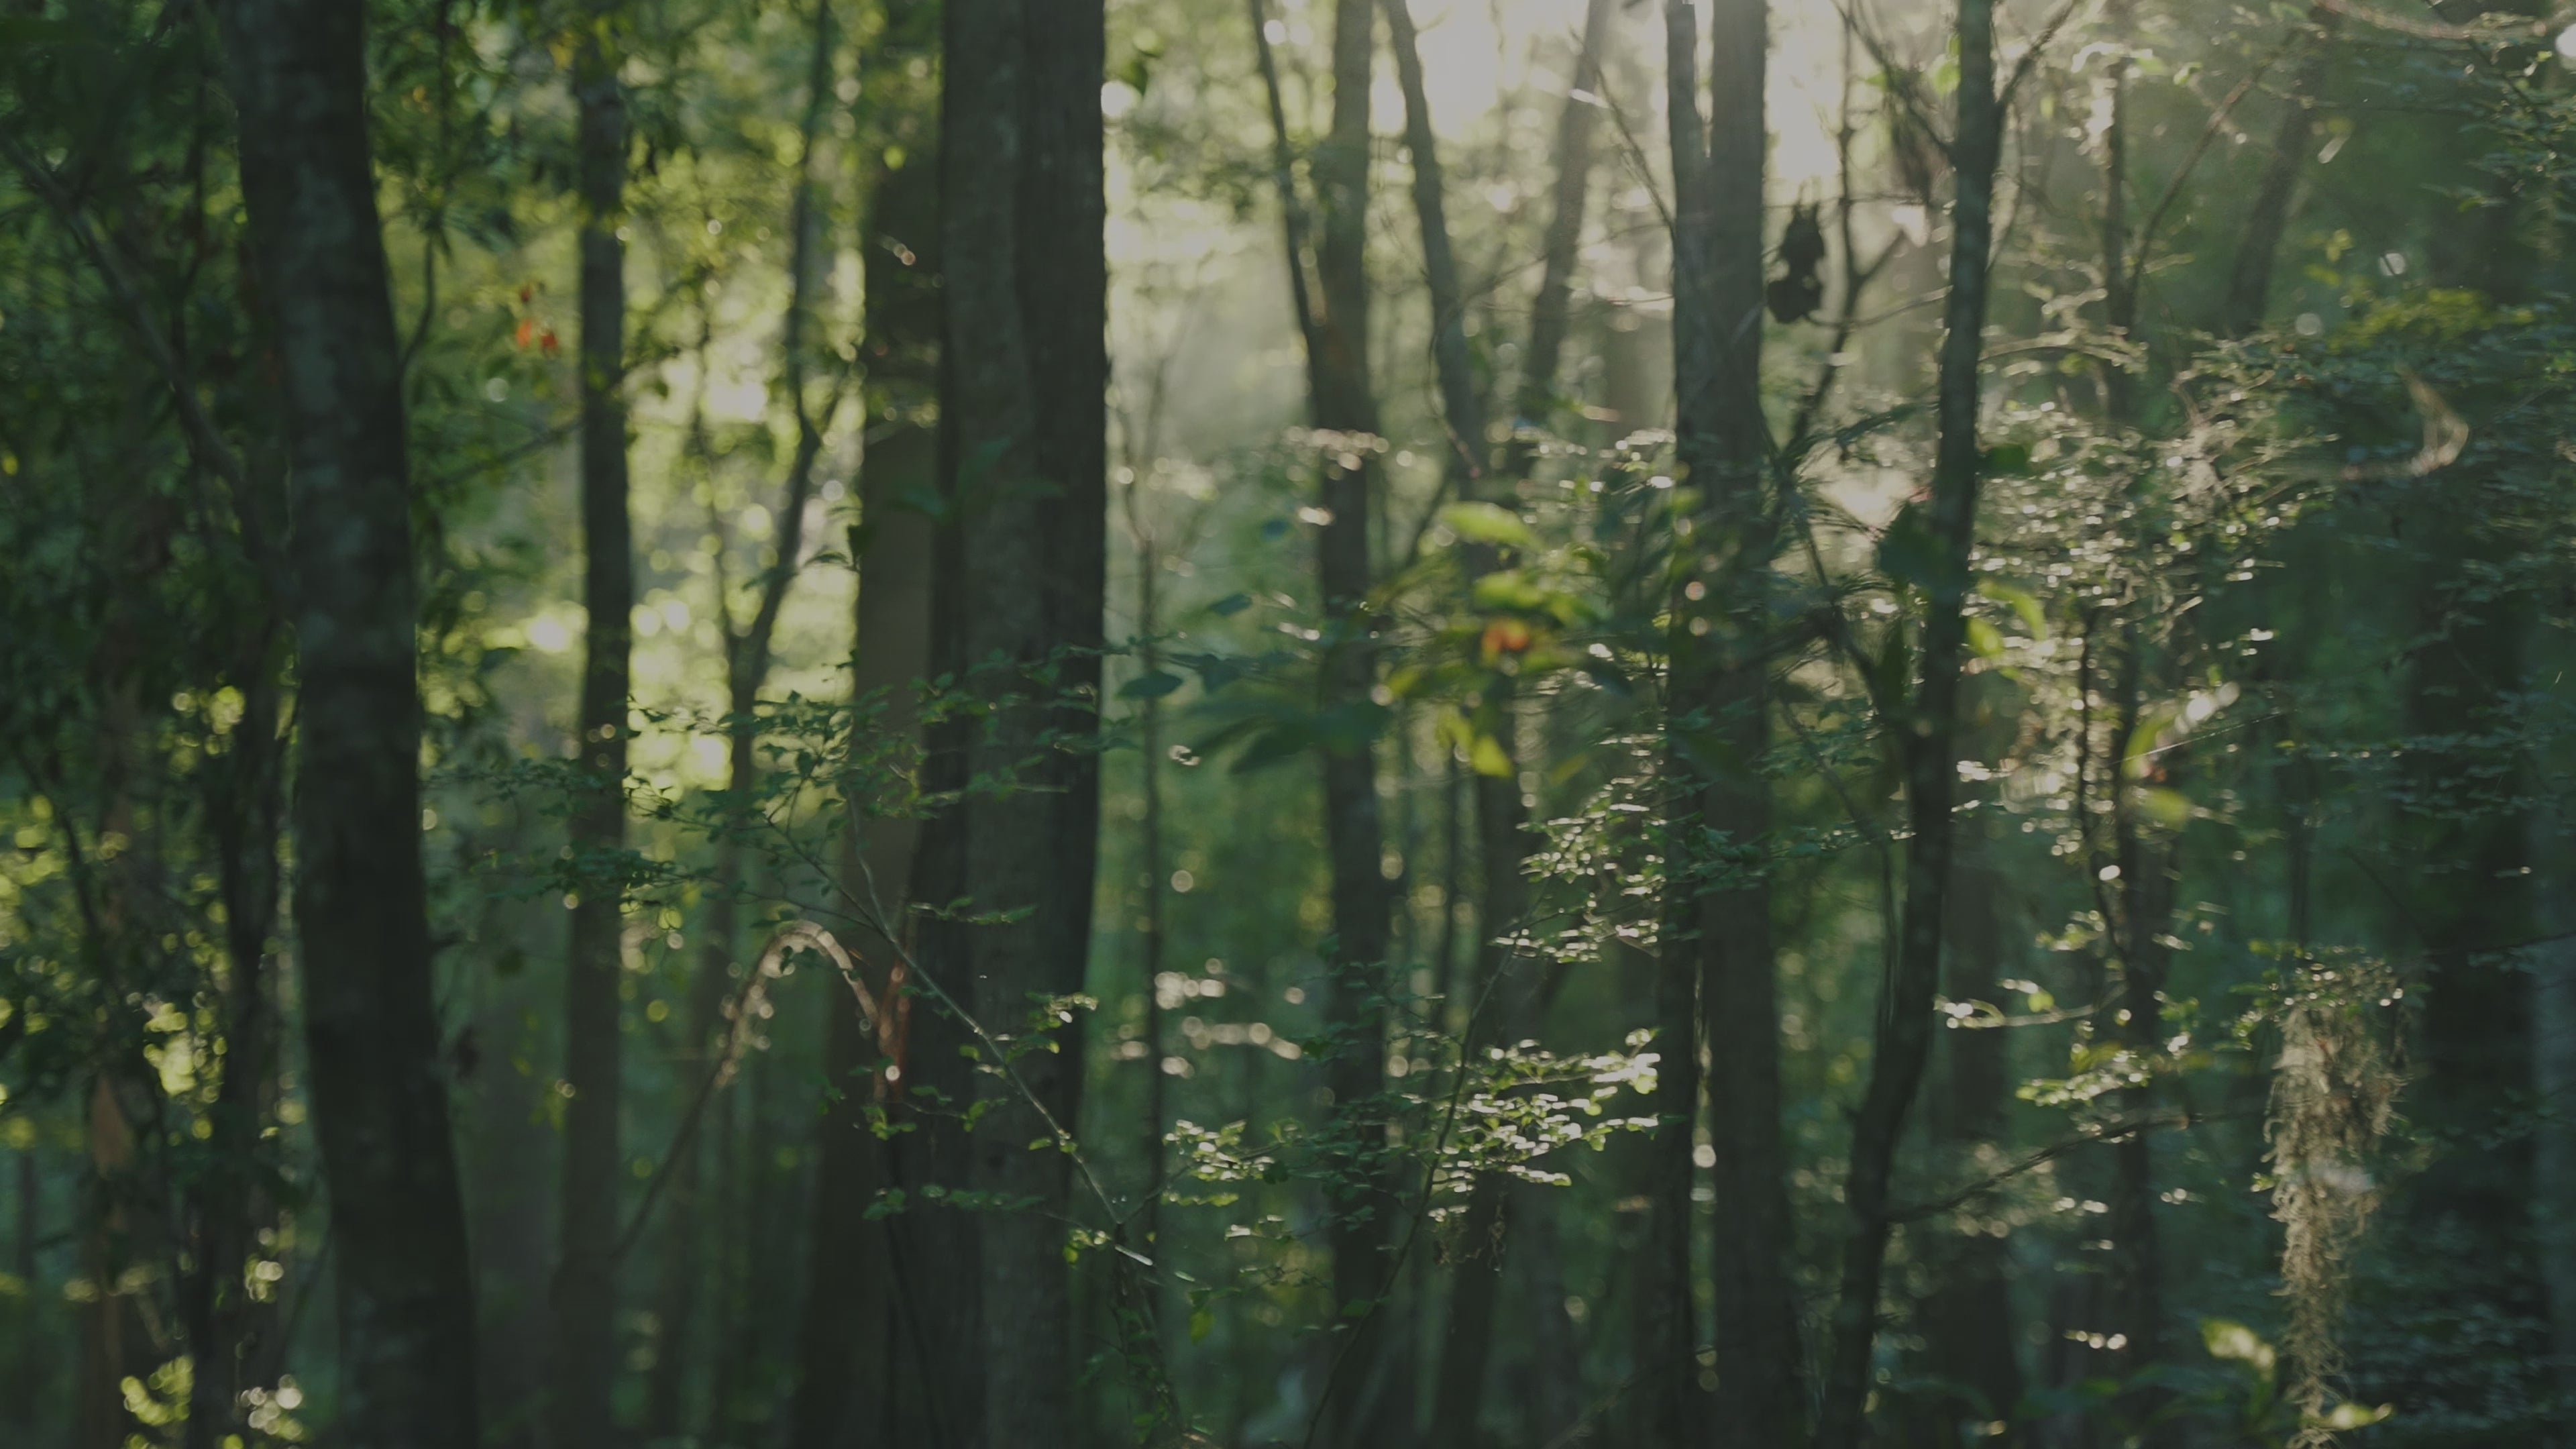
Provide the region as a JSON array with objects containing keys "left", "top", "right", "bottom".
[
  {"left": 1208, "top": 592, "right": 1253, "bottom": 616},
  {"left": 1469, "top": 732, "right": 1513, "bottom": 778},
  {"left": 1232, "top": 722, "right": 1315, "bottom": 775},
  {"left": 1439, "top": 501, "right": 1538, "bottom": 551},
  {"left": 2200, "top": 1318, "right": 2276, "bottom": 1374},
  {"left": 1470, "top": 569, "right": 1552, "bottom": 612},
  {"left": 1119, "top": 670, "right": 1185, "bottom": 700},
  {"left": 1975, "top": 578, "right": 2047, "bottom": 637},
  {"left": 1874, "top": 504, "right": 1952, "bottom": 592},
  {"left": 1965, "top": 616, "right": 2004, "bottom": 660},
  {"left": 2137, "top": 787, "right": 2192, "bottom": 830}
]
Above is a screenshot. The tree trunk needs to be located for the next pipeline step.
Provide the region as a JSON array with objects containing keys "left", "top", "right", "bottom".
[
  {"left": 1662, "top": 0, "right": 1805, "bottom": 1441},
  {"left": 77, "top": 1080, "right": 139, "bottom": 1449},
  {"left": 787, "top": 1, "right": 940, "bottom": 1436},
  {"left": 2099, "top": 1, "right": 2137, "bottom": 425},
  {"left": 1915, "top": 773, "right": 2024, "bottom": 1436},
  {"left": 1645, "top": 12, "right": 1715, "bottom": 1436},
  {"left": 1132, "top": 508, "right": 1172, "bottom": 1256},
  {"left": 2094, "top": 14, "right": 2182, "bottom": 1407},
  {"left": 1510, "top": 0, "right": 1616, "bottom": 458},
  {"left": 466, "top": 910, "right": 557, "bottom": 1449},
  {"left": 1251, "top": 0, "right": 1410, "bottom": 1436},
  {"left": 554, "top": 15, "right": 634, "bottom": 1445},
  {"left": 2098, "top": 638, "right": 2177, "bottom": 1436},
  {"left": 1695, "top": 0, "right": 1807, "bottom": 1440},
  {"left": 214, "top": 0, "right": 482, "bottom": 1440},
  {"left": 1814, "top": 0, "right": 2002, "bottom": 1431},
  {"left": 649, "top": 5, "right": 839, "bottom": 1430},
  {"left": 928, "top": 4, "right": 1108, "bottom": 1446},
  {"left": 2532, "top": 797, "right": 2576, "bottom": 1413},
  {"left": 2400, "top": 515, "right": 2535, "bottom": 1278},
  {"left": 184, "top": 659, "right": 286, "bottom": 1449},
  {"left": 1385, "top": 1, "right": 1613, "bottom": 1437},
  {"left": 12, "top": 1146, "right": 32, "bottom": 1282},
  {"left": 2222, "top": 13, "right": 2334, "bottom": 336}
]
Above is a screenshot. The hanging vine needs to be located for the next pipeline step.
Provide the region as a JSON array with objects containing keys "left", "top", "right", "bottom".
[{"left": 2259, "top": 950, "right": 2406, "bottom": 1444}]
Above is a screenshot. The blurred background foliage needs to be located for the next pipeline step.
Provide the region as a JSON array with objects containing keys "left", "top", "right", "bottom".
[{"left": 4, "top": 0, "right": 2576, "bottom": 1444}]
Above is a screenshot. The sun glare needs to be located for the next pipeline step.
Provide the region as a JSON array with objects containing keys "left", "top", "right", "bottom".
[{"left": 1397, "top": 0, "right": 1848, "bottom": 188}]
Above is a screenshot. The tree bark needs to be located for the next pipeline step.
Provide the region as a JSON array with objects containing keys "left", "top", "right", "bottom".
[
  {"left": 1252, "top": 0, "right": 1409, "bottom": 1436},
  {"left": 788, "top": 1, "right": 940, "bottom": 1438},
  {"left": 1695, "top": 0, "right": 1807, "bottom": 1440},
  {"left": 1813, "top": 0, "right": 2002, "bottom": 1431},
  {"left": 926, "top": 4, "right": 1108, "bottom": 1446},
  {"left": 2532, "top": 800, "right": 2576, "bottom": 1414},
  {"left": 214, "top": 0, "right": 481, "bottom": 1440},
  {"left": 1662, "top": 0, "right": 1806, "bottom": 1441},
  {"left": 1917, "top": 833, "right": 2025, "bottom": 1435},
  {"left": 2096, "top": 38, "right": 2171, "bottom": 1412},
  {"left": 1644, "top": 11, "right": 1715, "bottom": 1436},
  {"left": 553, "top": 13, "right": 634, "bottom": 1444},
  {"left": 2098, "top": 639, "right": 2177, "bottom": 1436},
  {"left": 1915, "top": 676, "right": 2023, "bottom": 1438},
  {"left": 1510, "top": 0, "right": 1615, "bottom": 459}
]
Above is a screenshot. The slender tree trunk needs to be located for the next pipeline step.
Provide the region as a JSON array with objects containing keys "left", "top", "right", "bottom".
[
  {"left": 1918, "top": 832, "right": 2025, "bottom": 1434},
  {"left": 2400, "top": 513, "right": 2535, "bottom": 1273},
  {"left": 1696, "top": 0, "right": 1805, "bottom": 1439},
  {"left": 923, "top": 5, "right": 1108, "bottom": 1445},
  {"left": 1511, "top": 0, "right": 1615, "bottom": 456},
  {"left": 787, "top": 3, "right": 939, "bottom": 1435},
  {"left": 2532, "top": 799, "right": 2576, "bottom": 1411},
  {"left": 706, "top": 1076, "right": 752, "bottom": 1432},
  {"left": 1814, "top": 0, "right": 2002, "bottom": 1432},
  {"left": 11, "top": 1147, "right": 31, "bottom": 1283},
  {"left": 1917, "top": 678, "right": 2023, "bottom": 1434},
  {"left": 554, "top": 15, "right": 633, "bottom": 1444},
  {"left": 1134, "top": 516, "right": 1171, "bottom": 1253},
  {"left": 1383, "top": 0, "right": 1490, "bottom": 492},
  {"left": 1662, "top": 0, "right": 1805, "bottom": 1441},
  {"left": 1383, "top": 12, "right": 1507, "bottom": 1439},
  {"left": 2224, "top": 13, "right": 2334, "bottom": 336},
  {"left": 3, "top": 1146, "right": 32, "bottom": 1435},
  {"left": 1250, "top": 0, "right": 1410, "bottom": 1436},
  {"left": 1644, "top": 12, "right": 1716, "bottom": 1436},
  {"left": 2097, "top": 639, "right": 2177, "bottom": 1436},
  {"left": 467, "top": 908, "right": 557, "bottom": 1449},
  {"left": 184, "top": 660, "right": 286, "bottom": 1449},
  {"left": 215, "top": 0, "right": 481, "bottom": 1440},
  {"left": 650, "top": 5, "right": 839, "bottom": 1429},
  {"left": 1386, "top": 1, "right": 1613, "bottom": 1436},
  {"left": 2096, "top": 48, "right": 2174, "bottom": 1416},
  {"left": 77, "top": 1080, "right": 137, "bottom": 1449},
  {"left": 1515, "top": 1180, "right": 1589, "bottom": 1442},
  {"left": 2100, "top": 2, "right": 2137, "bottom": 424}
]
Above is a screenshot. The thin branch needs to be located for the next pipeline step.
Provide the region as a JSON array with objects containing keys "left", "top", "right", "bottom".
[
  {"left": 2125, "top": 35, "right": 2296, "bottom": 299},
  {"left": 1249, "top": 0, "right": 1323, "bottom": 351},
  {"left": 1888, "top": 1107, "right": 2210, "bottom": 1223},
  {"left": 2002, "top": 0, "right": 2090, "bottom": 105}
]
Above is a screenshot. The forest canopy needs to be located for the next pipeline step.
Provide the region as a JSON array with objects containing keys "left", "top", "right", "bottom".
[{"left": 2, "top": 0, "right": 2574, "bottom": 1446}]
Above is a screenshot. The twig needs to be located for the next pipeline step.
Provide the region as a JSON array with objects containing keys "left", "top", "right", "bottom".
[{"left": 1888, "top": 1107, "right": 2212, "bottom": 1222}]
